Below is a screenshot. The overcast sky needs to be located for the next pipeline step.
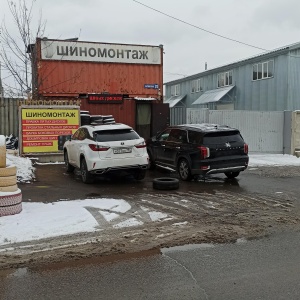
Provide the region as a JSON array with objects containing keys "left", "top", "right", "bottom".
[{"left": 1, "top": 0, "right": 300, "bottom": 84}]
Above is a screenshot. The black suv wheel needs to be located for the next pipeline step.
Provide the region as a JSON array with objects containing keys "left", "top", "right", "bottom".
[
  {"left": 178, "top": 159, "right": 192, "bottom": 181},
  {"left": 225, "top": 171, "right": 240, "bottom": 179}
]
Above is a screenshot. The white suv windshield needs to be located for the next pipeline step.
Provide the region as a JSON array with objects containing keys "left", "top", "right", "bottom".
[{"left": 94, "top": 129, "right": 140, "bottom": 142}]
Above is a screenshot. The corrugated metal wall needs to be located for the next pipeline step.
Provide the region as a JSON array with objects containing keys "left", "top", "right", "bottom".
[
  {"left": 288, "top": 49, "right": 300, "bottom": 110},
  {"left": 165, "top": 49, "right": 299, "bottom": 112},
  {"left": 80, "top": 99, "right": 136, "bottom": 129},
  {"left": 170, "top": 107, "right": 186, "bottom": 125},
  {"left": 187, "top": 108, "right": 284, "bottom": 153},
  {"left": 37, "top": 61, "right": 163, "bottom": 98},
  {"left": 0, "top": 98, "right": 20, "bottom": 136}
]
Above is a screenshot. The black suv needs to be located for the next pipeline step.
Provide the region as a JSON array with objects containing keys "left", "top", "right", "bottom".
[{"left": 146, "top": 124, "right": 249, "bottom": 181}]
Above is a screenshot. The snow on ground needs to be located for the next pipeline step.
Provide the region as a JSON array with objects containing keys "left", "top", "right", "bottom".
[
  {"left": 0, "top": 153, "right": 300, "bottom": 247},
  {"left": 0, "top": 199, "right": 130, "bottom": 245},
  {"left": 249, "top": 154, "right": 300, "bottom": 167}
]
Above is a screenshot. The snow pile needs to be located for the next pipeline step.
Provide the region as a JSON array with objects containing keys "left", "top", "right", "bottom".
[
  {"left": 6, "top": 154, "right": 35, "bottom": 183},
  {"left": 5, "top": 135, "right": 18, "bottom": 150}
]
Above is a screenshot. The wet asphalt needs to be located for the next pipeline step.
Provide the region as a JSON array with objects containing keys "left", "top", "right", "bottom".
[
  {"left": 19, "top": 163, "right": 300, "bottom": 203},
  {"left": 2, "top": 164, "right": 300, "bottom": 299},
  {"left": 1, "top": 230, "right": 300, "bottom": 300}
]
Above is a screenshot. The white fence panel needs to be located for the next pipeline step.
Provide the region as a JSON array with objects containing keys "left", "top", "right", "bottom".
[
  {"left": 187, "top": 109, "right": 284, "bottom": 153},
  {"left": 187, "top": 108, "right": 209, "bottom": 124}
]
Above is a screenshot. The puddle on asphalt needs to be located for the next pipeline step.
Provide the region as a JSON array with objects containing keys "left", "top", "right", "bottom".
[
  {"left": 0, "top": 248, "right": 161, "bottom": 278},
  {"left": 161, "top": 243, "right": 215, "bottom": 254},
  {"left": 0, "top": 239, "right": 250, "bottom": 278}
]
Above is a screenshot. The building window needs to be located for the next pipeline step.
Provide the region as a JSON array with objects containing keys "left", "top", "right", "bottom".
[
  {"left": 196, "top": 79, "right": 203, "bottom": 92},
  {"left": 253, "top": 60, "right": 274, "bottom": 80},
  {"left": 191, "top": 79, "right": 203, "bottom": 93},
  {"left": 217, "top": 71, "right": 233, "bottom": 88},
  {"left": 171, "top": 84, "right": 180, "bottom": 96},
  {"left": 191, "top": 80, "right": 196, "bottom": 93}
]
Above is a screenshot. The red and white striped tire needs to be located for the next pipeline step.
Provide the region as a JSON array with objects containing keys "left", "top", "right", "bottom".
[
  {"left": 0, "top": 184, "right": 18, "bottom": 192},
  {"left": 0, "top": 203, "right": 22, "bottom": 217},
  {"left": 0, "top": 165, "right": 17, "bottom": 177},
  {"left": 0, "top": 190, "right": 22, "bottom": 217},
  {"left": 0, "top": 175, "right": 17, "bottom": 187}
]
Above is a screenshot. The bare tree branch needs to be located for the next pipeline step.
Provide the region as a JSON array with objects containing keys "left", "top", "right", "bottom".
[{"left": 0, "top": 0, "right": 45, "bottom": 97}]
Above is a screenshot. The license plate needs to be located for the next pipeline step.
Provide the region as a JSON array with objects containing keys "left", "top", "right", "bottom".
[{"left": 113, "top": 148, "right": 132, "bottom": 154}]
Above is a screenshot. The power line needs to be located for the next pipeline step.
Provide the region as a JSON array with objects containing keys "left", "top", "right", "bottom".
[{"left": 133, "top": 0, "right": 269, "bottom": 52}]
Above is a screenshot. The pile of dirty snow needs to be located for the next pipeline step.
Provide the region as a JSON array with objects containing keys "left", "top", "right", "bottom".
[{"left": 6, "top": 154, "right": 35, "bottom": 183}]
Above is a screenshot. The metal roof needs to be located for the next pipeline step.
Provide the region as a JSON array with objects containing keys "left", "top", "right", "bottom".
[
  {"left": 164, "top": 94, "right": 186, "bottom": 107},
  {"left": 192, "top": 86, "right": 235, "bottom": 105},
  {"left": 165, "top": 41, "right": 300, "bottom": 85}
]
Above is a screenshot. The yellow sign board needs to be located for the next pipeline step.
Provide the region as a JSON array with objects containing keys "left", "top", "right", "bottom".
[{"left": 21, "top": 108, "right": 80, "bottom": 153}]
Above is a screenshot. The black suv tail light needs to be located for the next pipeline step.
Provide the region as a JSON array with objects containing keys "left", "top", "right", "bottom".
[
  {"left": 244, "top": 144, "right": 248, "bottom": 154},
  {"left": 198, "top": 146, "right": 210, "bottom": 159},
  {"left": 89, "top": 144, "right": 110, "bottom": 151}
]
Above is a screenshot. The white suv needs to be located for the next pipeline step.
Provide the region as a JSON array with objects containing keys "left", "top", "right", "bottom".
[{"left": 63, "top": 123, "right": 149, "bottom": 183}]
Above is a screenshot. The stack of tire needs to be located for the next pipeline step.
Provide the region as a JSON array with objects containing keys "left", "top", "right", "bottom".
[
  {"left": 80, "top": 111, "right": 116, "bottom": 126},
  {"left": 90, "top": 115, "right": 116, "bottom": 125},
  {"left": 80, "top": 111, "right": 91, "bottom": 125},
  {"left": 0, "top": 135, "right": 22, "bottom": 217}
]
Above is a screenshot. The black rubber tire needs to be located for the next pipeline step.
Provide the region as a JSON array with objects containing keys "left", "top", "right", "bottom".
[
  {"left": 80, "top": 114, "right": 91, "bottom": 125},
  {"left": 153, "top": 177, "right": 179, "bottom": 190},
  {"left": 64, "top": 151, "right": 75, "bottom": 173},
  {"left": 178, "top": 159, "right": 192, "bottom": 181},
  {"left": 80, "top": 158, "right": 94, "bottom": 184},
  {"left": 0, "top": 190, "right": 22, "bottom": 216},
  {"left": 147, "top": 151, "right": 156, "bottom": 170},
  {"left": 134, "top": 169, "right": 147, "bottom": 180},
  {"left": 225, "top": 171, "right": 240, "bottom": 179}
]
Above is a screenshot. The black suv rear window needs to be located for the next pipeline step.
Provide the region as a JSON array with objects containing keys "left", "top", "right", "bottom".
[
  {"left": 203, "top": 131, "right": 244, "bottom": 145},
  {"left": 94, "top": 129, "right": 140, "bottom": 142}
]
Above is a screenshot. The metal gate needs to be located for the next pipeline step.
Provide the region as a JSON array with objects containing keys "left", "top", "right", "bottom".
[{"left": 187, "top": 109, "right": 284, "bottom": 153}]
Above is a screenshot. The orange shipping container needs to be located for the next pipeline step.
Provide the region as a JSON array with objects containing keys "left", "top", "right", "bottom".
[{"left": 32, "top": 39, "right": 164, "bottom": 100}]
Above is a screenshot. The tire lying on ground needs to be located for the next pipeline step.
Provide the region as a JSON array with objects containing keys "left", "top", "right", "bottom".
[
  {"left": 0, "top": 165, "right": 17, "bottom": 177},
  {"left": 153, "top": 177, "right": 180, "bottom": 190},
  {"left": 0, "top": 189, "right": 22, "bottom": 217}
]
